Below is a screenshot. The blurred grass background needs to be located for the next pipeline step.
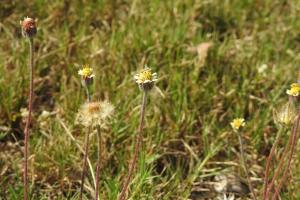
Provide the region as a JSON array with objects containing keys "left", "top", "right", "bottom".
[{"left": 1, "top": 0, "right": 300, "bottom": 199}]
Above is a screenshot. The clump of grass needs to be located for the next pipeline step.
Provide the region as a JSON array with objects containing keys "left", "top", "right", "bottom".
[
  {"left": 119, "top": 67, "right": 158, "bottom": 200},
  {"left": 20, "top": 17, "right": 37, "bottom": 200},
  {"left": 230, "top": 118, "right": 257, "bottom": 200}
]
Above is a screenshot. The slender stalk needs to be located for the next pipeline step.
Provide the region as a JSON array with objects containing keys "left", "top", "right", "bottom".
[
  {"left": 95, "top": 125, "right": 102, "bottom": 200},
  {"left": 80, "top": 126, "right": 91, "bottom": 200},
  {"left": 266, "top": 123, "right": 295, "bottom": 199},
  {"left": 237, "top": 131, "right": 257, "bottom": 200},
  {"left": 263, "top": 127, "right": 283, "bottom": 199},
  {"left": 80, "top": 87, "right": 92, "bottom": 200},
  {"left": 24, "top": 38, "right": 34, "bottom": 200},
  {"left": 85, "top": 85, "right": 91, "bottom": 102},
  {"left": 119, "top": 92, "right": 147, "bottom": 200},
  {"left": 272, "top": 111, "right": 300, "bottom": 200}
]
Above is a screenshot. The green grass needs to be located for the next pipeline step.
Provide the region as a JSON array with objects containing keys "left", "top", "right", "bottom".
[{"left": 1, "top": 0, "right": 300, "bottom": 199}]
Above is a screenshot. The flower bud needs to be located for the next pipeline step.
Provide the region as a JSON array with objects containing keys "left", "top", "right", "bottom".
[{"left": 20, "top": 17, "right": 37, "bottom": 38}]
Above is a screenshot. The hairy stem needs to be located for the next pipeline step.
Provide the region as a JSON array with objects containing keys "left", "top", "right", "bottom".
[
  {"left": 80, "top": 126, "right": 91, "bottom": 200},
  {"left": 263, "top": 127, "right": 283, "bottom": 199},
  {"left": 95, "top": 125, "right": 102, "bottom": 200},
  {"left": 266, "top": 123, "right": 295, "bottom": 198},
  {"left": 85, "top": 85, "right": 91, "bottom": 103},
  {"left": 24, "top": 38, "right": 34, "bottom": 200},
  {"left": 80, "top": 87, "right": 92, "bottom": 200},
  {"left": 237, "top": 131, "right": 257, "bottom": 200},
  {"left": 272, "top": 111, "right": 300, "bottom": 200},
  {"left": 119, "top": 92, "right": 147, "bottom": 200}
]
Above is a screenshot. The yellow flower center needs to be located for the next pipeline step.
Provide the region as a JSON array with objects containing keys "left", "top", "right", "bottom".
[
  {"left": 139, "top": 70, "right": 152, "bottom": 82},
  {"left": 81, "top": 67, "right": 93, "bottom": 77}
]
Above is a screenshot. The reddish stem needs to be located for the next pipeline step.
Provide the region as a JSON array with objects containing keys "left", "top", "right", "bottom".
[
  {"left": 95, "top": 126, "right": 102, "bottom": 200},
  {"left": 24, "top": 38, "right": 34, "bottom": 200},
  {"left": 80, "top": 127, "right": 91, "bottom": 200},
  {"left": 266, "top": 123, "right": 295, "bottom": 199},
  {"left": 272, "top": 111, "right": 300, "bottom": 200},
  {"left": 263, "top": 128, "right": 282, "bottom": 199},
  {"left": 119, "top": 92, "right": 147, "bottom": 200}
]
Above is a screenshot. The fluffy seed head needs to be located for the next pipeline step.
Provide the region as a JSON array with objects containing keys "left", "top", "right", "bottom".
[
  {"left": 76, "top": 101, "right": 114, "bottom": 127},
  {"left": 273, "top": 102, "right": 297, "bottom": 126},
  {"left": 134, "top": 67, "right": 158, "bottom": 91},
  {"left": 230, "top": 118, "right": 245, "bottom": 131},
  {"left": 20, "top": 17, "right": 37, "bottom": 38}
]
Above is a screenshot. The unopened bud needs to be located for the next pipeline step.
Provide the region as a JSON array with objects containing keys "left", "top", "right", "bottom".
[{"left": 20, "top": 17, "right": 37, "bottom": 38}]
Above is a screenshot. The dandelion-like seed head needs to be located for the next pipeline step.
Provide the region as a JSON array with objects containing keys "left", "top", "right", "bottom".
[
  {"left": 134, "top": 67, "right": 158, "bottom": 91},
  {"left": 230, "top": 118, "right": 246, "bottom": 131},
  {"left": 76, "top": 101, "right": 114, "bottom": 127},
  {"left": 20, "top": 17, "right": 37, "bottom": 38},
  {"left": 273, "top": 102, "right": 297, "bottom": 126},
  {"left": 286, "top": 83, "right": 300, "bottom": 97}
]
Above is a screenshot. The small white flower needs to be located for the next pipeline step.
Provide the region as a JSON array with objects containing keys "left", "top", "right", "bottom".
[
  {"left": 78, "top": 64, "right": 95, "bottom": 79},
  {"left": 134, "top": 67, "right": 158, "bottom": 91},
  {"left": 257, "top": 64, "right": 268, "bottom": 75}
]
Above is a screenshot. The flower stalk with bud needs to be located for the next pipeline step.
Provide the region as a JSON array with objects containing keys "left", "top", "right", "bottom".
[
  {"left": 20, "top": 17, "right": 37, "bottom": 200},
  {"left": 230, "top": 118, "right": 257, "bottom": 200},
  {"left": 264, "top": 81, "right": 300, "bottom": 200},
  {"left": 119, "top": 67, "right": 157, "bottom": 200},
  {"left": 78, "top": 64, "right": 95, "bottom": 200},
  {"left": 77, "top": 65, "right": 114, "bottom": 200}
]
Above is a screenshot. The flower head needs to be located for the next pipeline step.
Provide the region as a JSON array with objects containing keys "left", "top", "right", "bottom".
[
  {"left": 286, "top": 83, "right": 300, "bottom": 97},
  {"left": 20, "top": 17, "right": 37, "bottom": 38},
  {"left": 78, "top": 64, "right": 95, "bottom": 79},
  {"left": 273, "top": 102, "right": 297, "bottom": 126},
  {"left": 230, "top": 118, "right": 246, "bottom": 131},
  {"left": 76, "top": 101, "right": 114, "bottom": 127},
  {"left": 134, "top": 67, "right": 158, "bottom": 91}
]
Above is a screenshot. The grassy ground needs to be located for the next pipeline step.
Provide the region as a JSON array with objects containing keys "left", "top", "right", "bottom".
[{"left": 1, "top": 0, "right": 300, "bottom": 199}]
